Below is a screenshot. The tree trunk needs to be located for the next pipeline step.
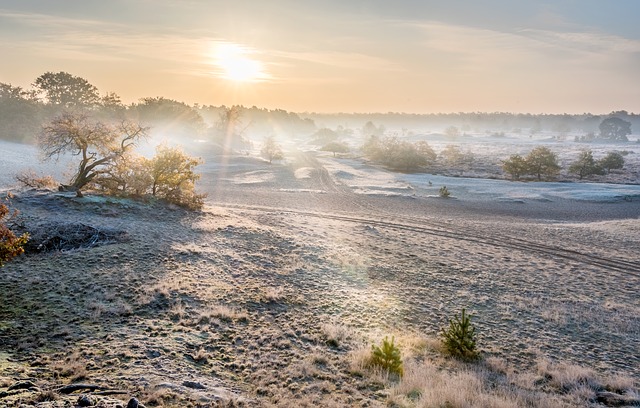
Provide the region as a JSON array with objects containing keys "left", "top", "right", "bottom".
[{"left": 58, "top": 184, "right": 83, "bottom": 197}]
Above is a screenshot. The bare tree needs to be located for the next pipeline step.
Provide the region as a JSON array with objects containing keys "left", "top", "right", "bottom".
[
  {"left": 261, "top": 136, "right": 284, "bottom": 164},
  {"left": 39, "top": 112, "right": 148, "bottom": 196}
]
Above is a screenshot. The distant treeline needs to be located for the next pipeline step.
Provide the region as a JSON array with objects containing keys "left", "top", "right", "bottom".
[
  {"left": 1, "top": 71, "right": 638, "bottom": 144},
  {"left": 303, "top": 111, "right": 640, "bottom": 137},
  {"left": 0, "top": 72, "right": 315, "bottom": 144}
]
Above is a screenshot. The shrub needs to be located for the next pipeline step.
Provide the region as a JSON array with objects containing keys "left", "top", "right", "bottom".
[
  {"left": 439, "top": 186, "right": 450, "bottom": 198},
  {"left": 440, "top": 308, "right": 479, "bottom": 361},
  {"left": 525, "top": 146, "right": 560, "bottom": 181},
  {"left": 15, "top": 170, "right": 58, "bottom": 190},
  {"left": 568, "top": 150, "right": 604, "bottom": 180},
  {"left": 502, "top": 154, "right": 528, "bottom": 180},
  {"left": 362, "top": 137, "right": 436, "bottom": 171},
  {"left": 164, "top": 185, "right": 206, "bottom": 211},
  {"left": 370, "top": 336, "right": 403, "bottom": 376},
  {"left": 0, "top": 202, "right": 29, "bottom": 267},
  {"left": 320, "top": 141, "right": 350, "bottom": 157},
  {"left": 599, "top": 151, "right": 625, "bottom": 174}
]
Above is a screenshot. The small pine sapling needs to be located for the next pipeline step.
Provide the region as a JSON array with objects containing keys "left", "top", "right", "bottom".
[
  {"left": 440, "top": 308, "right": 479, "bottom": 361},
  {"left": 370, "top": 336, "right": 403, "bottom": 376}
]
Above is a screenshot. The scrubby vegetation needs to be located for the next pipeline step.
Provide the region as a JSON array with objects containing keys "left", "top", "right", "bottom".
[
  {"left": 439, "top": 186, "right": 451, "bottom": 198},
  {"left": 0, "top": 200, "right": 29, "bottom": 267},
  {"left": 599, "top": 151, "right": 625, "bottom": 174},
  {"left": 569, "top": 150, "right": 604, "bottom": 180},
  {"left": 362, "top": 136, "right": 436, "bottom": 171},
  {"left": 36, "top": 113, "right": 206, "bottom": 209},
  {"left": 320, "top": 141, "right": 350, "bottom": 157},
  {"left": 502, "top": 146, "right": 561, "bottom": 181}
]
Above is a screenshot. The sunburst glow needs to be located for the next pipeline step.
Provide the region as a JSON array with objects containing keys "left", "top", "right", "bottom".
[{"left": 213, "top": 43, "right": 266, "bottom": 83}]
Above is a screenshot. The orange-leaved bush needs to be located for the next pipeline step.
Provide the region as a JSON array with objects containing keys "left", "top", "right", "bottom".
[{"left": 0, "top": 203, "right": 29, "bottom": 267}]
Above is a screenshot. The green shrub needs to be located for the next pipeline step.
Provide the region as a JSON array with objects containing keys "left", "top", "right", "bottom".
[
  {"left": 370, "top": 336, "right": 403, "bottom": 376},
  {"left": 440, "top": 308, "right": 479, "bottom": 361},
  {"left": 439, "top": 186, "right": 451, "bottom": 198}
]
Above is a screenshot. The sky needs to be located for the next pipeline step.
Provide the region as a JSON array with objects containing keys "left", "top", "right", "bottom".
[{"left": 1, "top": 0, "right": 640, "bottom": 114}]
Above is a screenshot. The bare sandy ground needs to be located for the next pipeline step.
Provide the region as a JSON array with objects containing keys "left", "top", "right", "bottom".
[{"left": 1, "top": 149, "right": 639, "bottom": 407}]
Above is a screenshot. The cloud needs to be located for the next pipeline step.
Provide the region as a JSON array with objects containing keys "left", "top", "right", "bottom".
[
  {"left": 519, "top": 29, "right": 640, "bottom": 54},
  {"left": 397, "top": 20, "right": 640, "bottom": 78},
  {"left": 0, "top": 9, "right": 212, "bottom": 75},
  {"left": 269, "top": 50, "right": 404, "bottom": 74}
]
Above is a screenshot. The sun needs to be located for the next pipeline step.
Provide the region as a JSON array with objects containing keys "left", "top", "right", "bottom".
[{"left": 213, "top": 43, "right": 266, "bottom": 83}]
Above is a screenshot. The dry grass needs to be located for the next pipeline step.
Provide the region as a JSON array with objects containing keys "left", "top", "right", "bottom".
[
  {"left": 3, "top": 188, "right": 639, "bottom": 408},
  {"left": 168, "top": 300, "right": 187, "bottom": 321},
  {"left": 140, "top": 385, "right": 178, "bottom": 407},
  {"left": 15, "top": 170, "right": 58, "bottom": 190},
  {"left": 191, "top": 348, "right": 210, "bottom": 364},
  {"left": 30, "top": 389, "right": 59, "bottom": 403},
  {"left": 533, "top": 358, "right": 639, "bottom": 406},
  {"left": 536, "top": 359, "right": 601, "bottom": 393},
  {"left": 51, "top": 352, "right": 88, "bottom": 382},
  {"left": 347, "top": 334, "right": 640, "bottom": 408},
  {"left": 388, "top": 359, "right": 568, "bottom": 408},
  {"left": 320, "top": 322, "right": 353, "bottom": 347},
  {"left": 199, "top": 304, "right": 249, "bottom": 323},
  {"left": 260, "top": 286, "right": 288, "bottom": 303}
]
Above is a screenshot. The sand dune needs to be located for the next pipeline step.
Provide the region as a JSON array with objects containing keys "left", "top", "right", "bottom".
[{"left": 0, "top": 147, "right": 638, "bottom": 407}]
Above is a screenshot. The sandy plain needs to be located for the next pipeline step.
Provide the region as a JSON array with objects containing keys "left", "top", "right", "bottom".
[{"left": 0, "top": 146, "right": 639, "bottom": 407}]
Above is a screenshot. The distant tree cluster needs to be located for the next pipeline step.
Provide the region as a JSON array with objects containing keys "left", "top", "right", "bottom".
[
  {"left": 320, "top": 141, "right": 350, "bottom": 157},
  {"left": 200, "top": 105, "right": 315, "bottom": 141},
  {"left": 568, "top": 151, "right": 625, "bottom": 180},
  {"left": 0, "top": 71, "right": 319, "bottom": 146},
  {"left": 502, "top": 147, "right": 560, "bottom": 181},
  {"left": 503, "top": 146, "right": 625, "bottom": 181},
  {"left": 598, "top": 117, "right": 632, "bottom": 142},
  {"left": 362, "top": 136, "right": 436, "bottom": 172},
  {"left": 439, "top": 144, "right": 474, "bottom": 167},
  {"left": 307, "top": 111, "right": 638, "bottom": 142},
  {"left": 361, "top": 121, "right": 385, "bottom": 138}
]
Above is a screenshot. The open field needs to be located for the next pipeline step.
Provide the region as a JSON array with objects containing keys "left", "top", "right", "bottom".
[{"left": 1, "top": 144, "right": 639, "bottom": 407}]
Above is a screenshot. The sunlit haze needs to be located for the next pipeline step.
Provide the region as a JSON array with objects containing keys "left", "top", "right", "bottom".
[
  {"left": 212, "top": 42, "right": 267, "bottom": 83},
  {"left": 1, "top": 0, "right": 639, "bottom": 113}
]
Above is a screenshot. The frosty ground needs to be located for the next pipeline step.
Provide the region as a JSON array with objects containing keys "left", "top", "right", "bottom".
[{"left": 0, "top": 138, "right": 639, "bottom": 407}]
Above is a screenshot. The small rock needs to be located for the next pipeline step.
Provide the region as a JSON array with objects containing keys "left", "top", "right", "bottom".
[
  {"left": 8, "top": 381, "right": 38, "bottom": 391},
  {"left": 126, "top": 397, "right": 140, "bottom": 408},
  {"left": 595, "top": 391, "right": 640, "bottom": 407},
  {"left": 77, "top": 395, "right": 92, "bottom": 407},
  {"left": 182, "top": 381, "right": 206, "bottom": 390}
]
